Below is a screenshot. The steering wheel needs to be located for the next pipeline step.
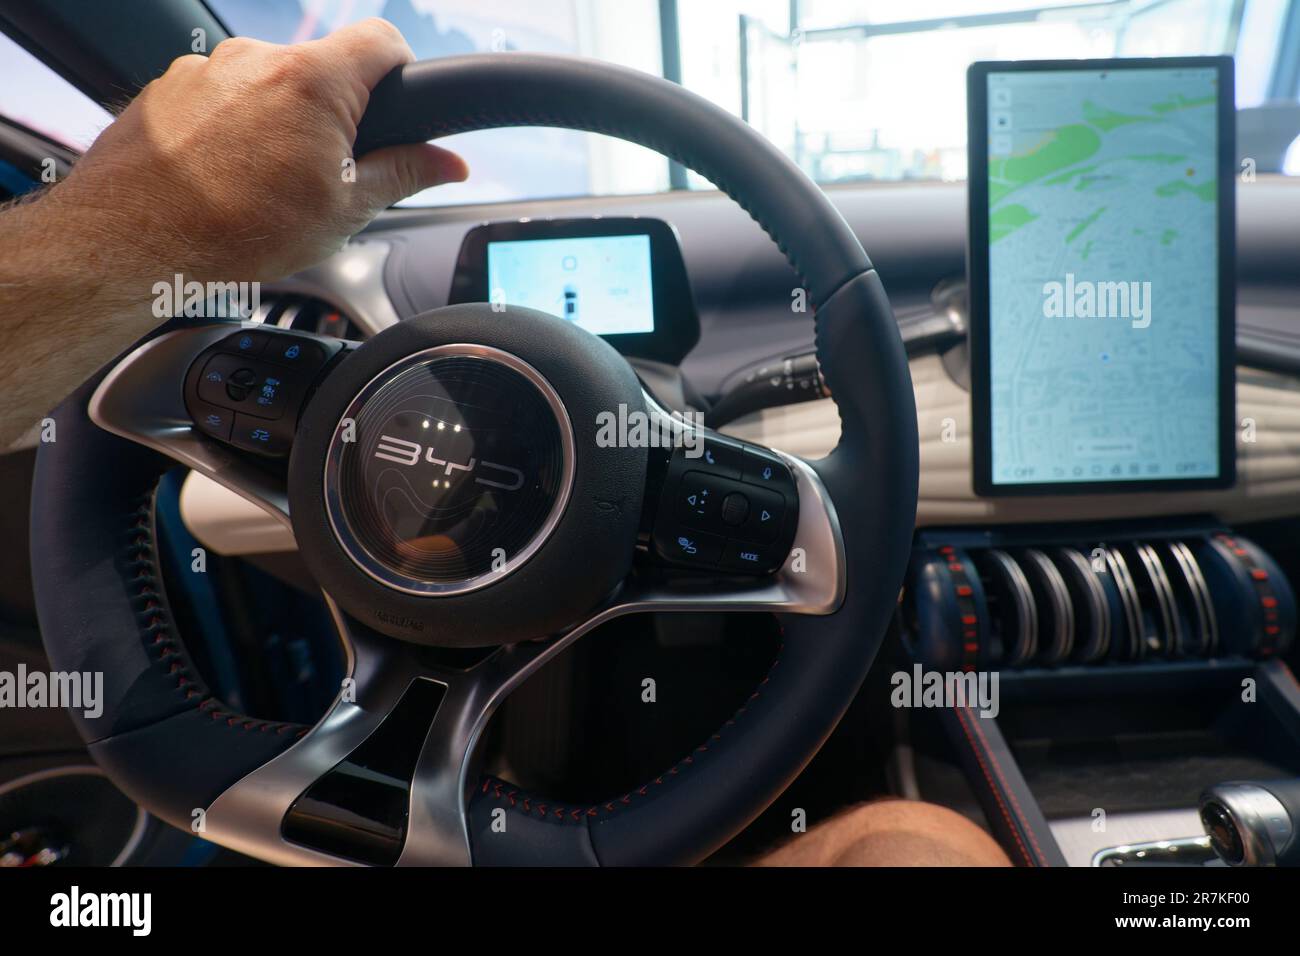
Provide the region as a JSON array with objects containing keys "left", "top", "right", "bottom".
[{"left": 31, "top": 54, "right": 918, "bottom": 866}]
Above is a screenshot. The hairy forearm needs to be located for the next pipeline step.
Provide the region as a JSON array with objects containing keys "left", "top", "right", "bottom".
[
  {"left": 0, "top": 20, "right": 465, "bottom": 450},
  {"left": 0, "top": 186, "right": 184, "bottom": 447}
]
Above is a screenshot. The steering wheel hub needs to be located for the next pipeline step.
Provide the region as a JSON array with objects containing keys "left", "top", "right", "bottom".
[
  {"left": 324, "top": 345, "right": 574, "bottom": 596},
  {"left": 287, "top": 303, "right": 649, "bottom": 647}
]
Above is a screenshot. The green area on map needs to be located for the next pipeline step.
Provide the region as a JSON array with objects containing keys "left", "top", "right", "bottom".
[{"left": 987, "top": 94, "right": 1214, "bottom": 242}]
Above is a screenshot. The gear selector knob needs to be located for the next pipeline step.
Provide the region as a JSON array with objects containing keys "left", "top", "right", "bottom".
[{"left": 1199, "top": 780, "right": 1300, "bottom": 866}]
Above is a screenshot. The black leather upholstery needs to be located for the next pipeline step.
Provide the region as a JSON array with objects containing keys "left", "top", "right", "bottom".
[
  {"left": 941, "top": 705, "right": 1067, "bottom": 867},
  {"left": 31, "top": 341, "right": 304, "bottom": 832}
]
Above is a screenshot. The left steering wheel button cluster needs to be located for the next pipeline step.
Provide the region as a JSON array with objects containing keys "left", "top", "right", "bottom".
[{"left": 185, "top": 328, "right": 342, "bottom": 457}]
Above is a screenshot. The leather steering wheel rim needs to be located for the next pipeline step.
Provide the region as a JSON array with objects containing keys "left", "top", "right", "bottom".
[{"left": 31, "top": 52, "right": 919, "bottom": 866}]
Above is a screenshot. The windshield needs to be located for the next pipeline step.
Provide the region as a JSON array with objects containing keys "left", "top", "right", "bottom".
[{"left": 15, "top": 0, "right": 1300, "bottom": 205}]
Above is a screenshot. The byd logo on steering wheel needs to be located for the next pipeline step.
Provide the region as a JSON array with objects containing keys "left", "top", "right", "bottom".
[{"left": 372, "top": 435, "right": 525, "bottom": 491}]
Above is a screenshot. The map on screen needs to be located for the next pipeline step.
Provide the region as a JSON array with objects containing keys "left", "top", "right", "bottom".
[
  {"left": 487, "top": 234, "right": 655, "bottom": 336},
  {"left": 985, "top": 65, "right": 1222, "bottom": 487}
]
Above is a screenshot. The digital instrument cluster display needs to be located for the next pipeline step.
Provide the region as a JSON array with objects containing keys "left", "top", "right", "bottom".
[
  {"left": 486, "top": 234, "right": 655, "bottom": 336},
  {"left": 448, "top": 216, "right": 699, "bottom": 364}
]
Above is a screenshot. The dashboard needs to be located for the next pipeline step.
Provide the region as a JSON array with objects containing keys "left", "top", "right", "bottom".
[{"left": 176, "top": 173, "right": 1300, "bottom": 557}]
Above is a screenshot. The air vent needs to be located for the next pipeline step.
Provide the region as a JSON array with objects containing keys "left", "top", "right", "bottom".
[
  {"left": 906, "top": 532, "right": 1295, "bottom": 670},
  {"left": 253, "top": 294, "right": 363, "bottom": 341}
]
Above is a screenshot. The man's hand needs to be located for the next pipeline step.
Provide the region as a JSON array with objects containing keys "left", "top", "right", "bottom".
[
  {"left": 0, "top": 18, "right": 467, "bottom": 446},
  {"left": 56, "top": 18, "right": 467, "bottom": 280}
]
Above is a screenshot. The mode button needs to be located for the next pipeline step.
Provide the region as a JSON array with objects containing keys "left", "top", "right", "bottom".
[{"left": 720, "top": 539, "right": 782, "bottom": 574}]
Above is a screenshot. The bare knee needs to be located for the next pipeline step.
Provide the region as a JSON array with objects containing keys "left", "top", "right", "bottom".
[{"left": 757, "top": 800, "right": 1012, "bottom": 867}]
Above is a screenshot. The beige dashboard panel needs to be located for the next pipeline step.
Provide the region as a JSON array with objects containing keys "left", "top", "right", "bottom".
[
  {"left": 181, "top": 471, "right": 297, "bottom": 555},
  {"left": 723, "top": 353, "right": 1300, "bottom": 527}
]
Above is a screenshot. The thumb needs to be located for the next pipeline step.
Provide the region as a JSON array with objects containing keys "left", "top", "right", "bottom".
[{"left": 353, "top": 142, "right": 468, "bottom": 209}]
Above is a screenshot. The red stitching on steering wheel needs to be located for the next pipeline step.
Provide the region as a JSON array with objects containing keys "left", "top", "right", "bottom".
[
  {"left": 477, "top": 636, "right": 784, "bottom": 824},
  {"left": 128, "top": 491, "right": 306, "bottom": 738}
]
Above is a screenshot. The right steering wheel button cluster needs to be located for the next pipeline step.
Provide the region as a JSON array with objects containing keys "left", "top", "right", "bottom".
[{"left": 651, "top": 433, "right": 799, "bottom": 574}]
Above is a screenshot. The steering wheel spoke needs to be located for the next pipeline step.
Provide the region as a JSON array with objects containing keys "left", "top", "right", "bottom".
[
  {"left": 88, "top": 320, "right": 350, "bottom": 532},
  {"left": 201, "top": 482, "right": 843, "bottom": 870},
  {"left": 631, "top": 401, "right": 846, "bottom": 615},
  {"left": 202, "top": 595, "right": 610, "bottom": 866},
  {"left": 200, "top": 595, "right": 534, "bottom": 867}
]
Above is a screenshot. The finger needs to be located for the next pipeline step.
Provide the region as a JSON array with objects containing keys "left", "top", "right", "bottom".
[
  {"left": 353, "top": 142, "right": 468, "bottom": 210},
  {"left": 304, "top": 17, "right": 414, "bottom": 90}
]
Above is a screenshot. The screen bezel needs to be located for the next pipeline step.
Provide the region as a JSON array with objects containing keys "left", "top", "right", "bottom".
[
  {"left": 448, "top": 216, "right": 700, "bottom": 365},
  {"left": 967, "top": 56, "right": 1237, "bottom": 497}
]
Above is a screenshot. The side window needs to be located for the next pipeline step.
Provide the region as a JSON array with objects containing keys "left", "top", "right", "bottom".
[{"left": 0, "top": 30, "right": 113, "bottom": 153}]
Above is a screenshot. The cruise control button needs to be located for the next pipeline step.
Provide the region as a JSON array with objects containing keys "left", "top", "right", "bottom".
[
  {"left": 741, "top": 446, "right": 794, "bottom": 490},
  {"left": 720, "top": 539, "right": 782, "bottom": 574},
  {"left": 734, "top": 486, "right": 785, "bottom": 542}
]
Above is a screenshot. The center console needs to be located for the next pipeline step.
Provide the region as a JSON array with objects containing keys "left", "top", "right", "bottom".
[
  {"left": 904, "top": 520, "right": 1300, "bottom": 866},
  {"left": 895, "top": 55, "right": 1300, "bottom": 865}
]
